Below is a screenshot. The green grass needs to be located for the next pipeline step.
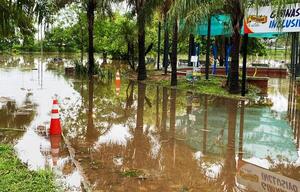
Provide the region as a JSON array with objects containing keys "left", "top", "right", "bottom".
[
  {"left": 145, "top": 75, "right": 260, "bottom": 100},
  {"left": 120, "top": 169, "right": 142, "bottom": 177},
  {"left": 0, "top": 144, "right": 60, "bottom": 192}
]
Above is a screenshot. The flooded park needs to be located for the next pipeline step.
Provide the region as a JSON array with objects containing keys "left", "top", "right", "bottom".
[
  {"left": 3, "top": 0, "right": 300, "bottom": 191},
  {"left": 0, "top": 53, "right": 299, "bottom": 191}
]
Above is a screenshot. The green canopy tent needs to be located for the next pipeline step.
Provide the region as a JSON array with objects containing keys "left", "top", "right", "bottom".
[{"left": 192, "top": 14, "right": 282, "bottom": 38}]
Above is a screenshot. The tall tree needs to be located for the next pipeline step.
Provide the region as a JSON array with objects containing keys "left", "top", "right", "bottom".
[
  {"left": 136, "top": 0, "right": 147, "bottom": 80},
  {"left": 127, "top": 0, "right": 163, "bottom": 80},
  {"left": 160, "top": 0, "right": 172, "bottom": 75},
  {"left": 87, "top": 0, "right": 95, "bottom": 76},
  {"left": 126, "top": 0, "right": 147, "bottom": 80},
  {"left": 86, "top": 0, "right": 119, "bottom": 75}
]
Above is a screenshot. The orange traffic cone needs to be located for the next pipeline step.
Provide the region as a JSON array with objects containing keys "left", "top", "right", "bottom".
[
  {"left": 115, "top": 71, "right": 121, "bottom": 96},
  {"left": 49, "top": 99, "right": 62, "bottom": 135},
  {"left": 50, "top": 135, "right": 61, "bottom": 166}
]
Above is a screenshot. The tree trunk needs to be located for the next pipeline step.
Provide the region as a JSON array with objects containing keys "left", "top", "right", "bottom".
[
  {"left": 157, "top": 21, "right": 161, "bottom": 70},
  {"left": 79, "top": 15, "right": 84, "bottom": 64},
  {"left": 127, "top": 42, "right": 135, "bottom": 70},
  {"left": 87, "top": 0, "right": 95, "bottom": 76},
  {"left": 229, "top": 1, "right": 243, "bottom": 93},
  {"left": 163, "top": 16, "right": 169, "bottom": 75},
  {"left": 229, "top": 26, "right": 241, "bottom": 93},
  {"left": 171, "top": 18, "right": 178, "bottom": 86},
  {"left": 137, "top": 9, "right": 147, "bottom": 80}
]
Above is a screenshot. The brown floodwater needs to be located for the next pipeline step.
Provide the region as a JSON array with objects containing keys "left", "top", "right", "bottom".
[{"left": 0, "top": 54, "right": 299, "bottom": 192}]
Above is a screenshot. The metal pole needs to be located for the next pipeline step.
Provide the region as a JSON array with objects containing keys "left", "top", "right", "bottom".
[
  {"left": 188, "top": 34, "right": 195, "bottom": 66},
  {"left": 295, "top": 33, "right": 299, "bottom": 79},
  {"left": 205, "top": 16, "right": 211, "bottom": 80},
  {"left": 242, "top": 34, "right": 248, "bottom": 96}
]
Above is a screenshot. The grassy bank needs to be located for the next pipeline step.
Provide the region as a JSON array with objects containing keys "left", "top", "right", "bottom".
[
  {"left": 0, "top": 144, "right": 59, "bottom": 192},
  {"left": 137, "top": 70, "right": 260, "bottom": 100}
]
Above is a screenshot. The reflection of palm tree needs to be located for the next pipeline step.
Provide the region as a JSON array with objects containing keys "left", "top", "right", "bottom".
[
  {"left": 219, "top": 99, "right": 238, "bottom": 192},
  {"left": 86, "top": 77, "right": 99, "bottom": 145},
  {"left": 132, "top": 82, "right": 147, "bottom": 167},
  {"left": 161, "top": 87, "right": 168, "bottom": 138},
  {"left": 169, "top": 88, "right": 177, "bottom": 165}
]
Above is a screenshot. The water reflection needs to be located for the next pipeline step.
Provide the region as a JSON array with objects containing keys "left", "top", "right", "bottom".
[
  {"left": 0, "top": 54, "right": 299, "bottom": 191},
  {"left": 64, "top": 75, "right": 300, "bottom": 191}
]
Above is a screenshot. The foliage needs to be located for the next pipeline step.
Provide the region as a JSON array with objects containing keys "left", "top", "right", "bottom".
[
  {"left": 73, "top": 59, "right": 106, "bottom": 76},
  {"left": 246, "top": 38, "right": 267, "bottom": 56},
  {"left": 74, "top": 59, "right": 88, "bottom": 75},
  {"left": 0, "top": 144, "right": 59, "bottom": 192},
  {"left": 0, "top": 0, "right": 35, "bottom": 38}
]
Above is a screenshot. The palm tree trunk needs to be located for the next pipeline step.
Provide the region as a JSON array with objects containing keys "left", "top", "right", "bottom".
[
  {"left": 137, "top": 9, "right": 147, "bottom": 80},
  {"left": 157, "top": 21, "right": 161, "bottom": 70},
  {"left": 228, "top": 1, "right": 243, "bottom": 93},
  {"left": 87, "top": 0, "right": 95, "bottom": 76},
  {"left": 229, "top": 27, "right": 241, "bottom": 93},
  {"left": 171, "top": 18, "right": 178, "bottom": 86},
  {"left": 163, "top": 16, "right": 169, "bottom": 75},
  {"left": 79, "top": 16, "right": 84, "bottom": 64}
]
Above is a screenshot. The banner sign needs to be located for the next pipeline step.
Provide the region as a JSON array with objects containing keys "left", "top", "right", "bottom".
[
  {"left": 237, "top": 160, "right": 300, "bottom": 192},
  {"left": 244, "top": 4, "right": 300, "bottom": 34}
]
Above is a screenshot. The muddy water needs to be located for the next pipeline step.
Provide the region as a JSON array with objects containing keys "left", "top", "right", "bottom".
[{"left": 0, "top": 54, "right": 299, "bottom": 192}]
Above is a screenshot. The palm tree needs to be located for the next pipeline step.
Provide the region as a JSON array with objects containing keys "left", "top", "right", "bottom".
[
  {"left": 171, "top": 0, "right": 293, "bottom": 93},
  {"left": 126, "top": 0, "right": 147, "bottom": 80},
  {"left": 86, "top": 0, "right": 119, "bottom": 76},
  {"left": 126, "top": 0, "right": 163, "bottom": 80},
  {"left": 161, "top": 0, "right": 172, "bottom": 75}
]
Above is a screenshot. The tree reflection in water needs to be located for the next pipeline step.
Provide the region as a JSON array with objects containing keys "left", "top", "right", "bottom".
[
  {"left": 86, "top": 76, "right": 99, "bottom": 146},
  {"left": 61, "top": 75, "right": 300, "bottom": 191}
]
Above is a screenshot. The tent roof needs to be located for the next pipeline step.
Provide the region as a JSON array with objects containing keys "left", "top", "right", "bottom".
[{"left": 187, "top": 14, "right": 282, "bottom": 38}]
